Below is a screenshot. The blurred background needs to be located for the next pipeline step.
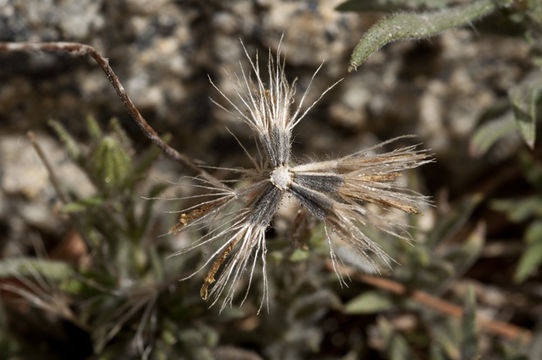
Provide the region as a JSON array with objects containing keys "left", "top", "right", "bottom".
[{"left": 0, "top": 0, "right": 541, "bottom": 359}]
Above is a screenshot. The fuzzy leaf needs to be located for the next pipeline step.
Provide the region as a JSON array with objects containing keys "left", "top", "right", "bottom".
[
  {"left": 48, "top": 119, "right": 81, "bottom": 161},
  {"left": 519, "top": 151, "right": 542, "bottom": 190},
  {"left": 289, "top": 249, "right": 310, "bottom": 262},
  {"left": 376, "top": 317, "right": 414, "bottom": 360},
  {"left": 429, "top": 342, "right": 449, "bottom": 360},
  {"left": 86, "top": 114, "right": 103, "bottom": 141},
  {"left": 139, "top": 183, "right": 169, "bottom": 236},
  {"left": 390, "top": 335, "right": 411, "bottom": 360},
  {"left": 433, "top": 319, "right": 461, "bottom": 359},
  {"left": 128, "top": 137, "right": 168, "bottom": 185},
  {"left": 344, "top": 291, "right": 394, "bottom": 314},
  {"left": 461, "top": 286, "right": 480, "bottom": 360},
  {"left": 109, "top": 117, "right": 132, "bottom": 150},
  {"left": 526, "top": 0, "right": 542, "bottom": 24},
  {"left": 515, "top": 240, "right": 542, "bottom": 283},
  {"left": 469, "top": 112, "right": 517, "bottom": 157},
  {"left": 442, "top": 222, "right": 485, "bottom": 277},
  {"left": 426, "top": 194, "right": 483, "bottom": 249},
  {"left": 491, "top": 196, "right": 542, "bottom": 223},
  {"left": 348, "top": 0, "right": 501, "bottom": 70},
  {"left": 509, "top": 70, "right": 542, "bottom": 149},
  {"left": 0, "top": 258, "right": 74, "bottom": 280},
  {"left": 60, "top": 202, "right": 87, "bottom": 213},
  {"left": 336, "top": 0, "right": 450, "bottom": 12},
  {"left": 61, "top": 195, "right": 105, "bottom": 213},
  {"left": 90, "top": 136, "right": 131, "bottom": 190},
  {"left": 526, "top": 221, "right": 542, "bottom": 244}
]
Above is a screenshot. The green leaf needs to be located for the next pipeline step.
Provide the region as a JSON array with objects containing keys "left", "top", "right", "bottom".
[
  {"left": 61, "top": 201, "right": 87, "bottom": 213},
  {"left": 0, "top": 258, "right": 75, "bottom": 280},
  {"left": 515, "top": 241, "right": 542, "bottom": 283},
  {"left": 348, "top": 0, "right": 501, "bottom": 70},
  {"left": 139, "top": 183, "right": 169, "bottom": 235},
  {"left": 526, "top": 221, "right": 542, "bottom": 244},
  {"left": 86, "top": 114, "right": 102, "bottom": 141},
  {"left": 377, "top": 317, "right": 414, "bottom": 360},
  {"left": 526, "top": 0, "right": 542, "bottom": 24},
  {"left": 48, "top": 119, "right": 81, "bottom": 161},
  {"left": 90, "top": 136, "right": 132, "bottom": 190},
  {"left": 289, "top": 249, "right": 310, "bottom": 262},
  {"left": 128, "top": 136, "right": 167, "bottom": 185},
  {"left": 426, "top": 193, "right": 483, "bottom": 249},
  {"left": 344, "top": 291, "right": 394, "bottom": 314},
  {"left": 336, "top": 0, "right": 450, "bottom": 12},
  {"left": 61, "top": 195, "right": 105, "bottom": 213},
  {"left": 469, "top": 112, "right": 516, "bottom": 157},
  {"left": 509, "top": 70, "right": 542, "bottom": 149},
  {"left": 491, "top": 196, "right": 542, "bottom": 222},
  {"left": 519, "top": 151, "right": 542, "bottom": 190},
  {"left": 429, "top": 342, "right": 449, "bottom": 360},
  {"left": 389, "top": 334, "right": 411, "bottom": 360},
  {"left": 109, "top": 117, "right": 132, "bottom": 150},
  {"left": 461, "top": 286, "right": 480, "bottom": 360},
  {"left": 432, "top": 319, "right": 461, "bottom": 360},
  {"left": 442, "top": 222, "right": 485, "bottom": 277}
]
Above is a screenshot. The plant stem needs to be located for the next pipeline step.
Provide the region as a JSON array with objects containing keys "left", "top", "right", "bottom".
[
  {"left": 331, "top": 262, "right": 532, "bottom": 343},
  {"left": 1, "top": 42, "right": 226, "bottom": 189}
]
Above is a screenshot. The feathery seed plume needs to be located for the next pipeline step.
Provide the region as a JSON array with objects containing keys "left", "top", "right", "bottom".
[{"left": 169, "top": 40, "right": 432, "bottom": 312}]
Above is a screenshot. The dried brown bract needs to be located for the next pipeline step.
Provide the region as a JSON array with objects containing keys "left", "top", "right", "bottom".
[{"left": 170, "top": 42, "right": 432, "bottom": 312}]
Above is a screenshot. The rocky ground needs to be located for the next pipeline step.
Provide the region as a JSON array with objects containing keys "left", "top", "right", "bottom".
[{"left": 1, "top": 0, "right": 541, "bottom": 359}]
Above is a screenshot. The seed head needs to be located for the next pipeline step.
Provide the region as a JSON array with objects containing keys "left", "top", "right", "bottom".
[
  {"left": 170, "top": 40, "right": 432, "bottom": 312},
  {"left": 270, "top": 165, "right": 292, "bottom": 190}
]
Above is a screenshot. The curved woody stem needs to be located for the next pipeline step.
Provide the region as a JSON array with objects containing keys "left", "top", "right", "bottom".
[{"left": 0, "top": 41, "right": 225, "bottom": 189}]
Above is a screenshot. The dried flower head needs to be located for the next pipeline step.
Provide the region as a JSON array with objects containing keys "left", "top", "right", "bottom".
[{"left": 169, "top": 42, "right": 432, "bottom": 312}]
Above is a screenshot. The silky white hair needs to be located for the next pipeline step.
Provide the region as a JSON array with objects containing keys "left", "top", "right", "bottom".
[{"left": 169, "top": 39, "right": 432, "bottom": 312}]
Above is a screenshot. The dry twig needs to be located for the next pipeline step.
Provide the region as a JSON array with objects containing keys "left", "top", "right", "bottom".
[
  {"left": 0, "top": 42, "right": 224, "bottom": 189},
  {"left": 27, "top": 131, "right": 69, "bottom": 204},
  {"left": 332, "top": 263, "right": 533, "bottom": 343}
]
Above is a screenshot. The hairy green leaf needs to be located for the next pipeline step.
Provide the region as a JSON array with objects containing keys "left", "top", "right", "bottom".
[
  {"left": 509, "top": 70, "right": 542, "bottom": 149},
  {"left": 426, "top": 193, "right": 483, "bottom": 248},
  {"left": 109, "top": 117, "right": 132, "bottom": 150},
  {"left": 348, "top": 0, "right": 502, "bottom": 70},
  {"left": 86, "top": 114, "right": 103, "bottom": 141},
  {"left": 0, "top": 258, "right": 74, "bottom": 280},
  {"left": 515, "top": 234, "right": 542, "bottom": 283},
  {"left": 491, "top": 196, "right": 542, "bottom": 222},
  {"left": 515, "top": 242, "right": 542, "bottom": 283},
  {"left": 461, "top": 286, "right": 479, "bottom": 360},
  {"left": 526, "top": 0, "right": 542, "bottom": 24},
  {"left": 469, "top": 111, "right": 516, "bottom": 157},
  {"left": 443, "top": 222, "right": 485, "bottom": 277},
  {"left": 429, "top": 342, "right": 449, "bottom": 360},
  {"left": 336, "top": 0, "right": 450, "bottom": 12},
  {"left": 526, "top": 221, "right": 542, "bottom": 244},
  {"left": 90, "top": 136, "right": 131, "bottom": 190},
  {"left": 519, "top": 151, "right": 542, "bottom": 190},
  {"left": 61, "top": 195, "right": 105, "bottom": 213},
  {"left": 344, "top": 291, "right": 394, "bottom": 314},
  {"left": 48, "top": 119, "right": 81, "bottom": 161},
  {"left": 376, "top": 318, "right": 414, "bottom": 360},
  {"left": 289, "top": 249, "right": 310, "bottom": 262},
  {"left": 128, "top": 136, "right": 167, "bottom": 186}
]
